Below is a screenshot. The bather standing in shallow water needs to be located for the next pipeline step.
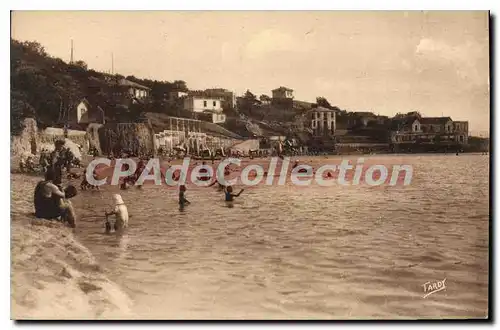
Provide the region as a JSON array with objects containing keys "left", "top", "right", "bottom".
[{"left": 224, "top": 185, "right": 244, "bottom": 202}]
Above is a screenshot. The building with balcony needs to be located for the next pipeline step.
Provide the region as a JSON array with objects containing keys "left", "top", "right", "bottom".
[
  {"left": 390, "top": 115, "right": 469, "bottom": 145},
  {"left": 308, "top": 106, "right": 338, "bottom": 136},
  {"left": 111, "top": 78, "right": 151, "bottom": 99}
]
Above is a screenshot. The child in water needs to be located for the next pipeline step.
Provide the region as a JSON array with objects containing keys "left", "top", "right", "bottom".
[
  {"left": 105, "top": 194, "right": 129, "bottom": 232},
  {"left": 224, "top": 185, "right": 244, "bottom": 202},
  {"left": 179, "top": 185, "right": 190, "bottom": 206}
]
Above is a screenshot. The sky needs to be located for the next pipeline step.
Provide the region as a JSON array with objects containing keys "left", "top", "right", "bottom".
[{"left": 11, "top": 11, "right": 490, "bottom": 134}]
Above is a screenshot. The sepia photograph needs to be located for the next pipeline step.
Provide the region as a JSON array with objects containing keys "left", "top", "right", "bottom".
[{"left": 9, "top": 10, "right": 490, "bottom": 320}]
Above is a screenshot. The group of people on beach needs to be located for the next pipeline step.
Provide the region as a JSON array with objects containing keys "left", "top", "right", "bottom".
[{"left": 31, "top": 140, "right": 249, "bottom": 232}]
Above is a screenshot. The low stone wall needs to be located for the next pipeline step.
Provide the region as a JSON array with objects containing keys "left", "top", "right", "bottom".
[
  {"left": 38, "top": 129, "right": 89, "bottom": 154},
  {"left": 11, "top": 119, "right": 90, "bottom": 157},
  {"left": 98, "top": 122, "right": 156, "bottom": 156},
  {"left": 87, "top": 123, "right": 103, "bottom": 155},
  {"left": 11, "top": 118, "right": 38, "bottom": 156}
]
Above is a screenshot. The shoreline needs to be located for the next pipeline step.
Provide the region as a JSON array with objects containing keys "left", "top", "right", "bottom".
[
  {"left": 11, "top": 215, "right": 134, "bottom": 319},
  {"left": 10, "top": 152, "right": 489, "bottom": 319}
]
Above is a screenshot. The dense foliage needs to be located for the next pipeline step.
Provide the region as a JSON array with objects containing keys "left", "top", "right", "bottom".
[{"left": 10, "top": 39, "right": 191, "bottom": 134}]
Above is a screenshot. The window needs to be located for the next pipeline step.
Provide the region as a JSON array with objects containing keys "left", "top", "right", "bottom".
[
  {"left": 213, "top": 101, "right": 217, "bottom": 107},
  {"left": 204, "top": 101, "right": 207, "bottom": 107},
  {"left": 414, "top": 125, "right": 418, "bottom": 131}
]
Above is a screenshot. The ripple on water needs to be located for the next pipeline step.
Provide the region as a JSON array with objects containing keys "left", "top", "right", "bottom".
[{"left": 10, "top": 154, "right": 489, "bottom": 319}]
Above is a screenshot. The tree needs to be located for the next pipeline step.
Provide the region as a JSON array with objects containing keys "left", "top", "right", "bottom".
[
  {"left": 316, "top": 97, "right": 333, "bottom": 109},
  {"left": 243, "top": 90, "right": 256, "bottom": 100},
  {"left": 238, "top": 90, "right": 260, "bottom": 116},
  {"left": 259, "top": 94, "right": 271, "bottom": 103},
  {"left": 172, "top": 80, "right": 188, "bottom": 92},
  {"left": 11, "top": 92, "right": 35, "bottom": 135},
  {"left": 74, "top": 60, "right": 88, "bottom": 70},
  {"left": 20, "top": 40, "right": 47, "bottom": 57}
]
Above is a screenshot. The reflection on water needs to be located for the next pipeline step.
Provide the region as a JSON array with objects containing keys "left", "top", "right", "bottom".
[{"left": 11, "top": 154, "right": 489, "bottom": 319}]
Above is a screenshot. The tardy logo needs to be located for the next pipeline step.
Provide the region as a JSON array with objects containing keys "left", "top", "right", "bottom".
[{"left": 422, "top": 278, "right": 446, "bottom": 298}]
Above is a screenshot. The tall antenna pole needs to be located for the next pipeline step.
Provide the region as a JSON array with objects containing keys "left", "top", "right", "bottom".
[
  {"left": 70, "top": 39, "right": 74, "bottom": 63},
  {"left": 111, "top": 52, "right": 114, "bottom": 75}
]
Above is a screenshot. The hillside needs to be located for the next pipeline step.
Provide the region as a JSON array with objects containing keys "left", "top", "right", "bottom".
[
  {"left": 11, "top": 38, "right": 311, "bottom": 141},
  {"left": 10, "top": 39, "right": 191, "bottom": 135}
]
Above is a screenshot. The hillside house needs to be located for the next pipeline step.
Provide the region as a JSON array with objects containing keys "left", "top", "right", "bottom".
[
  {"left": 203, "top": 88, "right": 237, "bottom": 109},
  {"left": 184, "top": 95, "right": 223, "bottom": 113},
  {"left": 453, "top": 121, "right": 469, "bottom": 144},
  {"left": 111, "top": 78, "right": 150, "bottom": 100},
  {"left": 272, "top": 86, "right": 294, "bottom": 100},
  {"left": 183, "top": 95, "right": 226, "bottom": 124},
  {"left": 391, "top": 116, "right": 468, "bottom": 145},
  {"left": 420, "top": 117, "right": 454, "bottom": 134},
  {"left": 308, "top": 106, "right": 339, "bottom": 136},
  {"left": 67, "top": 98, "right": 105, "bottom": 127}
]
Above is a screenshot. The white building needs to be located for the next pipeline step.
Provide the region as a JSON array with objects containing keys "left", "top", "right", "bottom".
[
  {"left": 75, "top": 99, "right": 90, "bottom": 124},
  {"left": 309, "top": 106, "right": 338, "bottom": 136},
  {"left": 204, "top": 88, "right": 237, "bottom": 109},
  {"left": 68, "top": 98, "right": 105, "bottom": 126},
  {"left": 184, "top": 95, "right": 226, "bottom": 123},
  {"left": 115, "top": 79, "right": 150, "bottom": 99},
  {"left": 184, "top": 95, "right": 223, "bottom": 113}
]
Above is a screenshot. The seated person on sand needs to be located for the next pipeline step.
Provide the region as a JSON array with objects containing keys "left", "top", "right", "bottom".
[{"left": 34, "top": 168, "right": 77, "bottom": 227}]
